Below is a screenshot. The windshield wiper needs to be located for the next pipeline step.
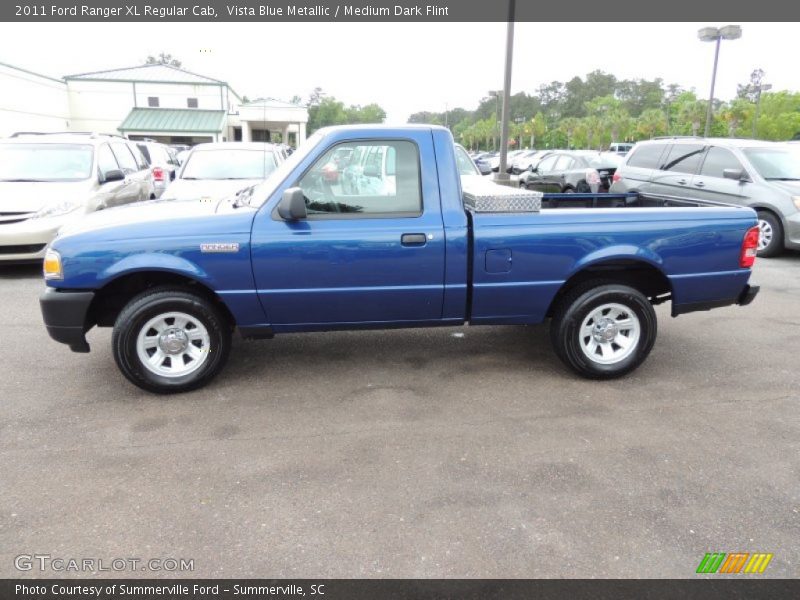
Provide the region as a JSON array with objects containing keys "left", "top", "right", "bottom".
[
  {"left": 764, "top": 177, "right": 800, "bottom": 181},
  {"left": 0, "top": 178, "right": 50, "bottom": 182}
]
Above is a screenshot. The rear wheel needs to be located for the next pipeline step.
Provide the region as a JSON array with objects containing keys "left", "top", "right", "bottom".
[
  {"left": 756, "top": 210, "right": 783, "bottom": 258},
  {"left": 550, "top": 282, "right": 657, "bottom": 379},
  {"left": 112, "top": 288, "right": 231, "bottom": 394}
]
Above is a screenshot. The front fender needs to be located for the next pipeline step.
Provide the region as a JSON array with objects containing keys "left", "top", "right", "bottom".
[{"left": 100, "top": 252, "right": 210, "bottom": 286}]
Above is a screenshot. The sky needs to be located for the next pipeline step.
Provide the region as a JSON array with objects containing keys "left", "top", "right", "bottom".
[{"left": 0, "top": 22, "right": 796, "bottom": 122}]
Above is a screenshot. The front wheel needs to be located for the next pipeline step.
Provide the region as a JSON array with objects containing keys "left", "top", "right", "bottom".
[
  {"left": 550, "top": 282, "right": 657, "bottom": 379},
  {"left": 112, "top": 288, "right": 232, "bottom": 394},
  {"left": 756, "top": 210, "right": 783, "bottom": 258}
]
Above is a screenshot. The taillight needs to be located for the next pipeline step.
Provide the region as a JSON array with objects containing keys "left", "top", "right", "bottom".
[
  {"left": 740, "top": 225, "right": 759, "bottom": 268},
  {"left": 585, "top": 169, "right": 601, "bottom": 185},
  {"left": 612, "top": 171, "right": 621, "bottom": 183},
  {"left": 152, "top": 167, "right": 164, "bottom": 182}
]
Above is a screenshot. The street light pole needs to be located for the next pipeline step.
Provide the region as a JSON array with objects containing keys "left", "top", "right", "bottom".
[
  {"left": 496, "top": 0, "right": 515, "bottom": 182},
  {"left": 698, "top": 25, "right": 742, "bottom": 138}
]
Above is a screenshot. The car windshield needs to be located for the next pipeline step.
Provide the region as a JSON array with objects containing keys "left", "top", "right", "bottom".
[
  {"left": 743, "top": 147, "right": 800, "bottom": 180},
  {"left": 0, "top": 143, "right": 94, "bottom": 182},
  {"left": 180, "top": 148, "right": 278, "bottom": 180}
]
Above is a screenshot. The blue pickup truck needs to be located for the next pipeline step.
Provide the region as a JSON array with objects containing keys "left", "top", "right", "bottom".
[{"left": 40, "top": 125, "right": 760, "bottom": 393}]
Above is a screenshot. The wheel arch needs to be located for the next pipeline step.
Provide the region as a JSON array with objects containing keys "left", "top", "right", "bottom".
[
  {"left": 88, "top": 270, "right": 236, "bottom": 329},
  {"left": 546, "top": 257, "right": 672, "bottom": 318}
]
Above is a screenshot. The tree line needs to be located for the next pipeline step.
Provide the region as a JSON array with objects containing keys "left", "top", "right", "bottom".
[{"left": 407, "top": 69, "right": 800, "bottom": 151}]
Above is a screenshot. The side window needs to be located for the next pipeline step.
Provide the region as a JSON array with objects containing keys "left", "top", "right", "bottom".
[
  {"left": 110, "top": 142, "right": 139, "bottom": 173},
  {"left": 626, "top": 144, "right": 666, "bottom": 169},
  {"left": 97, "top": 143, "right": 119, "bottom": 176},
  {"left": 699, "top": 147, "right": 745, "bottom": 178},
  {"left": 296, "top": 140, "right": 422, "bottom": 217},
  {"left": 129, "top": 143, "right": 149, "bottom": 169},
  {"left": 147, "top": 97, "right": 159, "bottom": 107},
  {"left": 554, "top": 155, "right": 574, "bottom": 171},
  {"left": 661, "top": 144, "right": 706, "bottom": 175},
  {"left": 187, "top": 98, "right": 198, "bottom": 108},
  {"left": 537, "top": 155, "right": 559, "bottom": 172}
]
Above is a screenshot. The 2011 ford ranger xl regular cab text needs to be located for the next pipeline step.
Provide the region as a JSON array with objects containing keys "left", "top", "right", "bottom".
[{"left": 40, "top": 125, "right": 760, "bottom": 394}]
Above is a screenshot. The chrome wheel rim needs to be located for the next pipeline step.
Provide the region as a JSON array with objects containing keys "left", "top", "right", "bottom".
[
  {"left": 757, "top": 219, "right": 773, "bottom": 251},
  {"left": 136, "top": 311, "right": 211, "bottom": 378},
  {"left": 579, "top": 303, "right": 641, "bottom": 365}
]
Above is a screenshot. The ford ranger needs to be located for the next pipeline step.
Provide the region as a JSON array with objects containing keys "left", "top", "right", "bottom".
[{"left": 40, "top": 125, "right": 760, "bottom": 393}]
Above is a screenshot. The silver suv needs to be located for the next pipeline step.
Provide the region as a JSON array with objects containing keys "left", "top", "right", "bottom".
[
  {"left": 0, "top": 132, "right": 155, "bottom": 262},
  {"left": 610, "top": 137, "right": 800, "bottom": 256}
]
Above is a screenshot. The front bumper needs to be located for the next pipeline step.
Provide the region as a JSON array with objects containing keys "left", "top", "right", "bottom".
[
  {"left": 40, "top": 288, "right": 95, "bottom": 352},
  {"left": 0, "top": 218, "right": 66, "bottom": 262}
]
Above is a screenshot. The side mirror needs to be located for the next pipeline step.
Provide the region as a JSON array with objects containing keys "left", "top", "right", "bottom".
[
  {"left": 102, "top": 169, "right": 125, "bottom": 183},
  {"left": 277, "top": 187, "right": 307, "bottom": 220},
  {"left": 723, "top": 168, "right": 747, "bottom": 182}
]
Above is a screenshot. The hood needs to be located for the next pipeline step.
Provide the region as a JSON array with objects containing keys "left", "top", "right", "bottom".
[
  {"left": 56, "top": 196, "right": 250, "bottom": 239},
  {"left": 162, "top": 178, "right": 263, "bottom": 201},
  {"left": 767, "top": 180, "right": 800, "bottom": 196},
  {"left": 0, "top": 180, "right": 93, "bottom": 213}
]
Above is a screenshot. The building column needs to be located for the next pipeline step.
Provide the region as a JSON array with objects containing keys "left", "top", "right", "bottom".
[
  {"left": 299, "top": 122, "right": 306, "bottom": 145},
  {"left": 241, "top": 120, "right": 252, "bottom": 142},
  {"left": 283, "top": 125, "right": 291, "bottom": 145}
]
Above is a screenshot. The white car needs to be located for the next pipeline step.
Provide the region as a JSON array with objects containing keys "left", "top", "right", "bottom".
[
  {"left": 0, "top": 133, "right": 154, "bottom": 262},
  {"left": 162, "top": 142, "right": 284, "bottom": 201}
]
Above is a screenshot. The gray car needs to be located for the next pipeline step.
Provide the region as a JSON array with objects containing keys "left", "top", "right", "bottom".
[
  {"left": 0, "top": 132, "right": 154, "bottom": 262},
  {"left": 610, "top": 137, "right": 800, "bottom": 256}
]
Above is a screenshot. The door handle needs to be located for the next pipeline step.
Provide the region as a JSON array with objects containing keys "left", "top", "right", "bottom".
[
  {"left": 401, "top": 233, "right": 427, "bottom": 246},
  {"left": 694, "top": 181, "right": 705, "bottom": 188},
  {"left": 677, "top": 178, "right": 688, "bottom": 185}
]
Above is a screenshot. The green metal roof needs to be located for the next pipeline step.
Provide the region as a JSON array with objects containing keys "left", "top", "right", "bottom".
[{"left": 118, "top": 108, "right": 225, "bottom": 133}]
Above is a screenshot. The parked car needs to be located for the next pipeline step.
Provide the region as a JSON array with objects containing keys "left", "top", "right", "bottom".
[
  {"left": 610, "top": 137, "right": 800, "bottom": 256},
  {"left": 0, "top": 132, "right": 153, "bottom": 262},
  {"left": 161, "top": 142, "right": 284, "bottom": 202},
  {"left": 136, "top": 141, "right": 180, "bottom": 198},
  {"left": 489, "top": 149, "right": 525, "bottom": 172},
  {"left": 519, "top": 151, "right": 623, "bottom": 193},
  {"left": 608, "top": 142, "right": 635, "bottom": 155},
  {"left": 41, "top": 125, "right": 759, "bottom": 393},
  {"left": 511, "top": 150, "right": 552, "bottom": 174}
]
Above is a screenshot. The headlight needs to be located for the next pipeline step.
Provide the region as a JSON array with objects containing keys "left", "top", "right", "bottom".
[
  {"left": 43, "top": 249, "right": 63, "bottom": 280},
  {"left": 793, "top": 196, "right": 800, "bottom": 210},
  {"left": 31, "top": 201, "right": 81, "bottom": 220}
]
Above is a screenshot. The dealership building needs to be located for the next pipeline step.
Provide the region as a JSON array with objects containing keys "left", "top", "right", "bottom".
[{"left": 0, "top": 61, "right": 308, "bottom": 146}]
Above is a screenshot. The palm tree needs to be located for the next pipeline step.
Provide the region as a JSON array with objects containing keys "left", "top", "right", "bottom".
[
  {"left": 679, "top": 101, "right": 708, "bottom": 136},
  {"left": 637, "top": 109, "right": 666, "bottom": 139},
  {"left": 559, "top": 117, "right": 581, "bottom": 149}
]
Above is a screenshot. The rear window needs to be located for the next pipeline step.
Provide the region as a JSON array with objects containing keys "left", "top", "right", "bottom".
[{"left": 626, "top": 144, "right": 666, "bottom": 169}]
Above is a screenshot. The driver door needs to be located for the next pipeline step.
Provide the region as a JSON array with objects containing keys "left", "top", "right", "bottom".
[{"left": 251, "top": 135, "right": 446, "bottom": 328}]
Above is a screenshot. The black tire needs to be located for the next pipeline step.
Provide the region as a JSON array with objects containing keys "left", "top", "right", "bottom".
[
  {"left": 112, "top": 287, "right": 232, "bottom": 394},
  {"left": 575, "top": 181, "right": 591, "bottom": 193},
  {"left": 550, "top": 281, "right": 657, "bottom": 379},
  {"left": 756, "top": 210, "right": 784, "bottom": 258}
]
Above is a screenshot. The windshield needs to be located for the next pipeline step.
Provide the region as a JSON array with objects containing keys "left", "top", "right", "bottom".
[
  {"left": 246, "top": 131, "right": 327, "bottom": 208},
  {"left": 743, "top": 146, "right": 800, "bottom": 180},
  {"left": 455, "top": 145, "right": 480, "bottom": 176},
  {"left": 180, "top": 148, "right": 278, "bottom": 180},
  {"left": 0, "top": 143, "right": 94, "bottom": 182}
]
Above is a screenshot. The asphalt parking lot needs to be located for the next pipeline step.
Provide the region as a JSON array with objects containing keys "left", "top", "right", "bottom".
[{"left": 0, "top": 255, "right": 798, "bottom": 579}]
